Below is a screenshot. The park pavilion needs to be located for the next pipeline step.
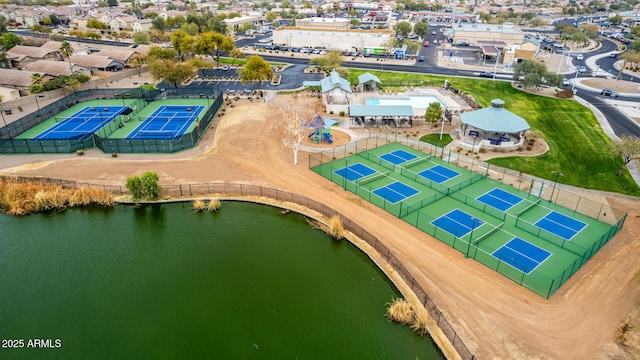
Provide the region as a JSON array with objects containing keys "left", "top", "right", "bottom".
[{"left": 459, "top": 99, "right": 530, "bottom": 152}]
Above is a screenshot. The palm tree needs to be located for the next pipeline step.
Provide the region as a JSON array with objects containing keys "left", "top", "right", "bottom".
[
  {"left": 59, "top": 41, "right": 74, "bottom": 74},
  {"left": 30, "top": 72, "right": 42, "bottom": 85}
]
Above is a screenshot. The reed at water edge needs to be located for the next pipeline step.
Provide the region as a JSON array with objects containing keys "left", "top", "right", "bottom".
[{"left": 0, "top": 179, "right": 114, "bottom": 216}]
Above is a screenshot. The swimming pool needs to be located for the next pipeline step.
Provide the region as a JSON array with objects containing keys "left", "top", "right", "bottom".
[{"left": 365, "top": 96, "right": 445, "bottom": 109}]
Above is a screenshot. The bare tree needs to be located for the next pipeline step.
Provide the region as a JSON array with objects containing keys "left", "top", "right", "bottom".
[
  {"left": 609, "top": 136, "right": 640, "bottom": 176},
  {"left": 278, "top": 97, "right": 322, "bottom": 165}
]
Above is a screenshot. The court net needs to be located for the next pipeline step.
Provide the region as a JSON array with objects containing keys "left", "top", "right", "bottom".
[
  {"left": 473, "top": 222, "right": 504, "bottom": 245},
  {"left": 55, "top": 115, "right": 101, "bottom": 123},
  {"left": 136, "top": 130, "right": 177, "bottom": 137},
  {"left": 138, "top": 115, "right": 197, "bottom": 122},
  {"left": 356, "top": 170, "right": 390, "bottom": 187},
  {"left": 517, "top": 198, "right": 542, "bottom": 218},
  {"left": 402, "top": 156, "right": 431, "bottom": 169}
]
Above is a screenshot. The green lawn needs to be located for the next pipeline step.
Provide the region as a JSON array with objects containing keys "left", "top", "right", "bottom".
[
  {"left": 348, "top": 69, "right": 640, "bottom": 196},
  {"left": 420, "top": 134, "right": 453, "bottom": 147}
]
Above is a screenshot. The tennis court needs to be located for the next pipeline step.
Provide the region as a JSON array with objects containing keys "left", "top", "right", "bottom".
[
  {"left": 431, "top": 209, "right": 485, "bottom": 237},
  {"left": 310, "top": 142, "right": 626, "bottom": 298},
  {"left": 492, "top": 237, "right": 552, "bottom": 274},
  {"left": 372, "top": 181, "right": 420, "bottom": 204},
  {"left": 419, "top": 165, "right": 460, "bottom": 184},
  {"left": 379, "top": 149, "right": 417, "bottom": 165},
  {"left": 535, "top": 211, "right": 587, "bottom": 240},
  {"left": 127, "top": 105, "right": 204, "bottom": 140},
  {"left": 334, "top": 163, "right": 377, "bottom": 181},
  {"left": 476, "top": 188, "right": 524, "bottom": 212},
  {"left": 33, "top": 106, "right": 128, "bottom": 140}
]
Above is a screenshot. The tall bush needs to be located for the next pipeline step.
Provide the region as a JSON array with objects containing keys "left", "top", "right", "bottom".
[{"left": 126, "top": 172, "right": 161, "bottom": 200}]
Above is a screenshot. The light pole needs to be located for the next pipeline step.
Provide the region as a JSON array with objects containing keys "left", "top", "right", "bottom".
[
  {"left": 470, "top": 132, "right": 478, "bottom": 169},
  {"left": 466, "top": 216, "right": 476, "bottom": 258},
  {"left": 550, "top": 170, "right": 563, "bottom": 203},
  {"left": 34, "top": 94, "right": 45, "bottom": 119},
  {"left": 571, "top": 69, "right": 579, "bottom": 93},
  {"left": 493, "top": 50, "right": 500, "bottom": 81},
  {"left": 0, "top": 109, "right": 6, "bottom": 127}
]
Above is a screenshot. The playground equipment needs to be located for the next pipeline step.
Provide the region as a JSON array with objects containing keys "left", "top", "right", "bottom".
[{"left": 306, "top": 115, "right": 338, "bottom": 144}]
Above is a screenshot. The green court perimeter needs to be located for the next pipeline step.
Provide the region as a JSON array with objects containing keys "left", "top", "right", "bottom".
[{"left": 311, "top": 142, "right": 626, "bottom": 298}]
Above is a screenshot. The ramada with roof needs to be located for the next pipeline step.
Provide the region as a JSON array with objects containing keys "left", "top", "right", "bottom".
[{"left": 459, "top": 99, "right": 530, "bottom": 152}]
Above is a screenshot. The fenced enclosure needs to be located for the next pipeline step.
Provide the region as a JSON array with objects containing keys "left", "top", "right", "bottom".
[
  {"left": 0, "top": 175, "right": 477, "bottom": 360},
  {"left": 0, "top": 87, "right": 223, "bottom": 154},
  {"left": 309, "top": 135, "right": 627, "bottom": 298}
]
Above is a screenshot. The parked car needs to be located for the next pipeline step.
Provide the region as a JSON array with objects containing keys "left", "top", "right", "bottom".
[
  {"left": 423, "top": 41, "right": 429, "bottom": 47},
  {"left": 407, "top": 34, "right": 419, "bottom": 39},
  {"left": 562, "top": 78, "right": 569, "bottom": 86},
  {"left": 479, "top": 71, "right": 494, "bottom": 78},
  {"left": 222, "top": 65, "right": 230, "bottom": 71},
  {"left": 600, "top": 88, "right": 618, "bottom": 98},
  {"left": 576, "top": 54, "right": 584, "bottom": 60},
  {"left": 432, "top": 31, "right": 437, "bottom": 35},
  {"left": 417, "top": 56, "right": 425, "bottom": 62}
]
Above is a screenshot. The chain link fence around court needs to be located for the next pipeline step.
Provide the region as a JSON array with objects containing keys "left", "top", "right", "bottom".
[
  {"left": 308, "top": 133, "right": 628, "bottom": 298},
  {"left": 0, "top": 175, "right": 476, "bottom": 360},
  {"left": 0, "top": 87, "right": 223, "bottom": 154}
]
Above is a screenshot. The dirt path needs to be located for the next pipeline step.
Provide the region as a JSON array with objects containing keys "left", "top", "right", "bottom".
[{"left": 1, "top": 96, "right": 639, "bottom": 360}]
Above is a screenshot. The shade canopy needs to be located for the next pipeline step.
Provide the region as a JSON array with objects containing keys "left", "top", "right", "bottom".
[{"left": 460, "top": 99, "right": 530, "bottom": 133}]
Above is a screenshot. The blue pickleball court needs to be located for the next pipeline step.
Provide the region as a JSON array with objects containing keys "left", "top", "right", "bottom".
[
  {"left": 492, "top": 237, "right": 551, "bottom": 274},
  {"left": 418, "top": 165, "right": 460, "bottom": 184},
  {"left": 333, "top": 163, "right": 376, "bottom": 182},
  {"left": 33, "top": 106, "right": 128, "bottom": 140},
  {"left": 372, "top": 181, "right": 419, "bottom": 204},
  {"left": 534, "top": 211, "right": 587, "bottom": 240},
  {"left": 430, "top": 209, "right": 484, "bottom": 237},
  {"left": 379, "top": 149, "right": 417, "bottom": 165},
  {"left": 476, "top": 188, "right": 524, "bottom": 212}
]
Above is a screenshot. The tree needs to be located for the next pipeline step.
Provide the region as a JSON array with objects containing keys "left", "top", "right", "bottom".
[
  {"left": 171, "top": 30, "right": 194, "bottom": 61},
  {"left": 147, "top": 46, "right": 177, "bottom": 61},
  {"left": 609, "top": 136, "right": 640, "bottom": 176},
  {"left": 1, "top": 32, "right": 21, "bottom": 50},
  {"left": 107, "top": 0, "right": 118, "bottom": 7},
  {"left": 133, "top": 32, "right": 149, "bottom": 44},
  {"left": 579, "top": 23, "right": 599, "bottom": 38},
  {"left": 350, "top": 18, "right": 361, "bottom": 27},
  {"left": 279, "top": 99, "right": 322, "bottom": 165},
  {"left": 513, "top": 59, "right": 548, "bottom": 88},
  {"left": 413, "top": 20, "right": 429, "bottom": 37},
  {"left": 152, "top": 17, "right": 166, "bottom": 32},
  {"left": 126, "top": 172, "right": 162, "bottom": 201},
  {"left": 87, "top": 18, "right": 108, "bottom": 30},
  {"left": 229, "top": 48, "right": 244, "bottom": 65},
  {"left": 194, "top": 31, "right": 234, "bottom": 64},
  {"left": 59, "top": 41, "right": 74, "bottom": 74},
  {"left": 310, "top": 51, "right": 344, "bottom": 72},
  {"left": 85, "top": 32, "right": 102, "bottom": 40},
  {"left": 394, "top": 21, "right": 412, "bottom": 37},
  {"left": 128, "top": 54, "right": 147, "bottom": 76},
  {"left": 148, "top": 60, "right": 194, "bottom": 88},
  {"left": 239, "top": 55, "right": 273, "bottom": 88},
  {"left": 30, "top": 24, "right": 51, "bottom": 36},
  {"left": 404, "top": 40, "right": 421, "bottom": 56},
  {"left": 0, "top": 15, "right": 7, "bottom": 34},
  {"left": 424, "top": 102, "right": 443, "bottom": 124}
]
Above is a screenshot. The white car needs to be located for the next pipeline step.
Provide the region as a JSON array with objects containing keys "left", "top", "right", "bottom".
[{"left": 576, "top": 54, "right": 584, "bottom": 60}]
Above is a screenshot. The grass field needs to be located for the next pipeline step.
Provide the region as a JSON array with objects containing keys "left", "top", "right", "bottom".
[
  {"left": 348, "top": 70, "right": 640, "bottom": 197},
  {"left": 420, "top": 134, "right": 453, "bottom": 147}
]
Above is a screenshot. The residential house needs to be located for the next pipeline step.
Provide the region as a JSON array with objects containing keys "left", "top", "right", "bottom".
[
  {"left": 132, "top": 19, "right": 153, "bottom": 33},
  {"left": 110, "top": 14, "right": 138, "bottom": 32},
  {"left": 0, "top": 68, "right": 45, "bottom": 95},
  {"left": 26, "top": 60, "right": 91, "bottom": 77},
  {"left": 6, "top": 45, "right": 62, "bottom": 69},
  {"left": 69, "top": 54, "right": 124, "bottom": 72}
]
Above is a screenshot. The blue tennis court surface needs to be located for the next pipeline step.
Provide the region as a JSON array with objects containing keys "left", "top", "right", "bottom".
[
  {"left": 476, "top": 188, "right": 523, "bottom": 212},
  {"left": 431, "top": 209, "right": 484, "bottom": 237},
  {"left": 379, "top": 149, "right": 417, "bottom": 165},
  {"left": 492, "top": 237, "right": 551, "bottom": 274},
  {"left": 127, "top": 105, "right": 204, "bottom": 139},
  {"left": 34, "top": 106, "right": 128, "bottom": 140},
  {"left": 372, "top": 181, "right": 419, "bottom": 204},
  {"left": 419, "top": 165, "right": 460, "bottom": 184},
  {"left": 334, "top": 163, "right": 376, "bottom": 181},
  {"left": 535, "top": 211, "right": 587, "bottom": 240}
]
